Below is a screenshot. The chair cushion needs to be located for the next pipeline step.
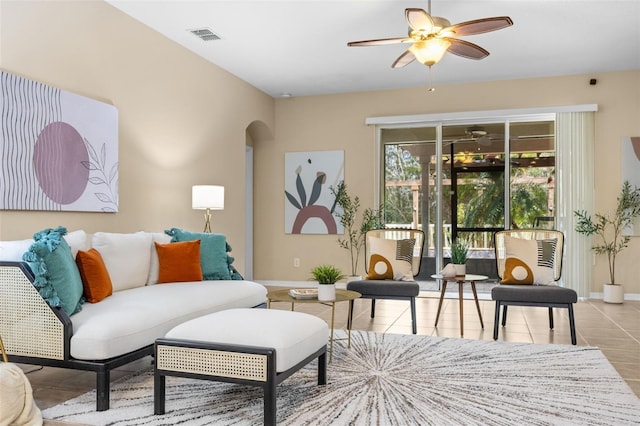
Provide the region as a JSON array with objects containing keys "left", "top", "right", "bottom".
[
  {"left": 347, "top": 279, "right": 419, "bottom": 297},
  {"left": 500, "top": 235, "right": 556, "bottom": 285},
  {"left": 492, "top": 285, "right": 577, "bottom": 304}
]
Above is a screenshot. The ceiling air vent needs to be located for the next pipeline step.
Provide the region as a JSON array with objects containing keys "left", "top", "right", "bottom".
[{"left": 189, "top": 28, "right": 221, "bottom": 42}]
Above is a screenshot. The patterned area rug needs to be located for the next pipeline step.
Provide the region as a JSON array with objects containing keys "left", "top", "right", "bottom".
[{"left": 43, "top": 331, "right": 640, "bottom": 425}]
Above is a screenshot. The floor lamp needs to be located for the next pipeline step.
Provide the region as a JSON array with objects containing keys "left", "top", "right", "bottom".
[{"left": 192, "top": 185, "right": 224, "bottom": 233}]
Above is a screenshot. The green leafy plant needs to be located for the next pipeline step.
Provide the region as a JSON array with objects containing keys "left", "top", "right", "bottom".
[
  {"left": 450, "top": 238, "right": 469, "bottom": 264},
  {"left": 330, "top": 181, "right": 384, "bottom": 276},
  {"left": 574, "top": 180, "right": 640, "bottom": 285},
  {"left": 309, "top": 264, "right": 345, "bottom": 284}
]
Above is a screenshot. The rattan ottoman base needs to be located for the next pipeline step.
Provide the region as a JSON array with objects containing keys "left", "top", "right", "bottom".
[{"left": 154, "top": 334, "right": 326, "bottom": 425}]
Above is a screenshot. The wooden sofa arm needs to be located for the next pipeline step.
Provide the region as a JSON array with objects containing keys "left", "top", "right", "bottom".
[{"left": 0, "top": 261, "right": 71, "bottom": 360}]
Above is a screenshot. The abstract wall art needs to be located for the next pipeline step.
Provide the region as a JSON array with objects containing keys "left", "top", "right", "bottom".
[
  {"left": 622, "top": 136, "right": 640, "bottom": 235},
  {"left": 1, "top": 71, "right": 118, "bottom": 212},
  {"left": 284, "top": 150, "right": 344, "bottom": 234}
]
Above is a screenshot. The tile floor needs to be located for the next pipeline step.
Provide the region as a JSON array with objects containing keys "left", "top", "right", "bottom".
[{"left": 19, "top": 287, "right": 640, "bottom": 424}]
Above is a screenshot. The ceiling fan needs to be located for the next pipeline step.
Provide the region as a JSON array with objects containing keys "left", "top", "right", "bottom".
[
  {"left": 347, "top": 1, "right": 513, "bottom": 71},
  {"left": 450, "top": 126, "right": 503, "bottom": 147}
]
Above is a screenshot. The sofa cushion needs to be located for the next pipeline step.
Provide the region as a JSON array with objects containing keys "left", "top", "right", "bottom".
[
  {"left": 69, "top": 280, "right": 267, "bottom": 360},
  {"left": 0, "top": 238, "right": 33, "bottom": 262},
  {"left": 165, "top": 228, "right": 231, "bottom": 280},
  {"left": 155, "top": 240, "right": 203, "bottom": 283},
  {"left": 76, "top": 248, "right": 113, "bottom": 303},
  {"left": 347, "top": 279, "right": 419, "bottom": 297},
  {"left": 147, "top": 232, "right": 172, "bottom": 285},
  {"left": 63, "top": 230, "right": 89, "bottom": 259},
  {"left": 92, "top": 232, "right": 153, "bottom": 292},
  {"left": 22, "top": 227, "right": 84, "bottom": 316}
]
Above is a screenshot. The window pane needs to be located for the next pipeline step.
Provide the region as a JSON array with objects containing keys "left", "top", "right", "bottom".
[
  {"left": 509, "top": 121, "right": 555, "bottom": 229},
  {"left": 455, "top": 171, "right": 505, "bottom": 229},
  {"left": 381, "top": 127, "right": 435, "bottom": 230}
]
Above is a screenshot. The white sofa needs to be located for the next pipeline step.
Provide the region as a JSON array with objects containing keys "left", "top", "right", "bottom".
[{"left": 0, "top": 229, "right": 267, "bottom": 411}]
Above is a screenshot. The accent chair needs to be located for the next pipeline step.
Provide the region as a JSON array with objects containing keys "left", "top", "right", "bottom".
[
  {"left": 492, "top": 229, "right": 577, "bottom": 345},
  {"left": 347, "top": 229, "right": 424, "bottom": 334}
]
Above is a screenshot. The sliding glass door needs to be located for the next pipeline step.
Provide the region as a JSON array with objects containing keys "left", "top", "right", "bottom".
[{"left": 380, "top": 119, "right": 555, "bottom": 280}]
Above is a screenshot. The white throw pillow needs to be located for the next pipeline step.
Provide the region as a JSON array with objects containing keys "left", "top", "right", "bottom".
[
  {"left": 500, "top": 235, "right": 556, "bottom": 285},
  {"left": 92, "top": 232, "right": 153, "bottom": 292},
  {"left": 365, "top": 236, "right": 415, "bottom": 281},
  {"left": 63, "top": 230, "right": 89, "bottom": 259},
  {"left": 147, "top": 232, "right": 173, "bottom": 285},
  {"left": 0, "top": 239, "right": 33, "bottom": 262}
]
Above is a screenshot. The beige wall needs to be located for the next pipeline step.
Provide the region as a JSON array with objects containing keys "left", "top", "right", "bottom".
[
  {"left": 0, "top": 0, "right": 274, "bottom": 274},
  {"left": 2, "top": 1, "right": 639, "bottom": 296},
  {"left": 255, "top": 71, "right": 640, "bottom": 295}
]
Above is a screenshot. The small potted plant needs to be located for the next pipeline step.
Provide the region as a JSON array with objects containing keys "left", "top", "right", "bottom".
[
  {"left": 574, "top": 180, "right": 640, "bottom": 303},
  {"left": 310, "top": 264, "right": 345, "bottom": 301},
  {"left": 450, "top": 238, "right": 469, "bottom": 276},
  {"left": 330, "top": 181, "right": 383, "bottom": 280}
]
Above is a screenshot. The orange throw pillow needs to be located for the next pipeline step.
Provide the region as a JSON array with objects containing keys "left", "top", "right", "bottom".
[
  {"left": 155, "top": 240, "right": 203, "bottom": 283},
  {"left": 76, "top": 248, "right": 113, "bottom": 303}
]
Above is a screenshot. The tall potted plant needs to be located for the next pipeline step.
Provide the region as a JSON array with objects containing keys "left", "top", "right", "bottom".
[
  {"left": 330, "top": 181, "right": 383, "bottom": 280},
  {"left": 310, "top": 264, "right": 345, "bottom": 301},
  {"left": 574, "top": 180, "right": 640, "bottom": 303}
]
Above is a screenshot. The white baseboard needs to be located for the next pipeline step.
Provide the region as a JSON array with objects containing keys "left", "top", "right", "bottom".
[{"left": 589, "top": 292, "right": 640, "bottom": 301}]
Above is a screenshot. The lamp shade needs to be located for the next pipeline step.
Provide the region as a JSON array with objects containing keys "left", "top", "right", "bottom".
[{"left": 192, "top": 185, "right": 224, "bottom": 210}]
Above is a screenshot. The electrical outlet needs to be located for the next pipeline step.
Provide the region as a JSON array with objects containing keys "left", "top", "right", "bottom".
[{"left": 293, "top": 257, "right": 300, "bottom": 268}]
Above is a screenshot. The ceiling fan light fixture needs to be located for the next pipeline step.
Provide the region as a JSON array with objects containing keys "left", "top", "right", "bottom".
[
  {"left": 409, "top": 38, "right": 451, "bottom": 66},
  {"left": 431, "top": 16, "right": 451, "bottom": 32}
]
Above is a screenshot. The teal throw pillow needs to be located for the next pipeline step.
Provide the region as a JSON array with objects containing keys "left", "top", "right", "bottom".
[
  {"left": 225, "top": 242, "right": 243, "bottom": 280},
  {"left": 23, "top": 226, "right": 84, "bottom": 316},
  {"left": 165, "top": 228, "right": 231, "bottom": 280}
]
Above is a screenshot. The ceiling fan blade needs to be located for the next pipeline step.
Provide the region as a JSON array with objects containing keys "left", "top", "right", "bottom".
[
  {"left": 476, "top": 136, "right": 493, "bottom": 146},
  {"left": 391, "top": 50, "right": 416, "bottom": 68},
  {"left": 445, "top": 38, "right": 489, "bottom": 60},
  {"left": 444, "top": 16, "right": 513, "bottom": 36},
  {"left": 348, "top": 37, "right": 412, "bottom": 47},
  {"left": 406, "top": 8, "right": 434, "bottom": 32}
]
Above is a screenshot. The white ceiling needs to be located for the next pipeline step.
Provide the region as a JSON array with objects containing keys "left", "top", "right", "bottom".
[{"left": 106, "top": 0, "right": 640, "bottom": 98}]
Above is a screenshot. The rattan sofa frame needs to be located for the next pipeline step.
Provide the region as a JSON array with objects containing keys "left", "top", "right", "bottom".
[
  {"left": 0, "top": 261, "right": 156, "bottom": 411},
  {"left": 154, "top": 338, "right": 327, "bottom": 426},
  {"left": 0, "top": 261, "right": 268, "bottom": 411}
]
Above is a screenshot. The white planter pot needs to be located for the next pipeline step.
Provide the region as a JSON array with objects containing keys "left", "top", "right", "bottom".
[
  {"left": 318, "top": 284, "right": 336, "bottom": 301},
  {"left": 603, "top": 284, "right": 624, "bottom": 304},
  {"left": 453, "top": 264, "right": 466, "bottom": 276}
]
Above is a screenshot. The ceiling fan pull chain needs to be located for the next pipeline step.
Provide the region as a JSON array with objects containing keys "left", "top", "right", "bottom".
[{"left": 427, "top": 66, "right": 436, "bottom": 92}]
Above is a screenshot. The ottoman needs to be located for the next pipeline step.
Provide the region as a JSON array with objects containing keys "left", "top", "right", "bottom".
[{"left": 154, "top": 308, "right": 329, "bottom": 425}]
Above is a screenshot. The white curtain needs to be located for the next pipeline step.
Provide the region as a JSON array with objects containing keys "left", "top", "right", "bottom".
[{"left": 556, "top": 112, "right": 594, "bottom": 298}]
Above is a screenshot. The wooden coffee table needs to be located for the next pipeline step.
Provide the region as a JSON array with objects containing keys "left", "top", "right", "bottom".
[{"left": 267, "top": 288, "right": 360, "bottom": 362}]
